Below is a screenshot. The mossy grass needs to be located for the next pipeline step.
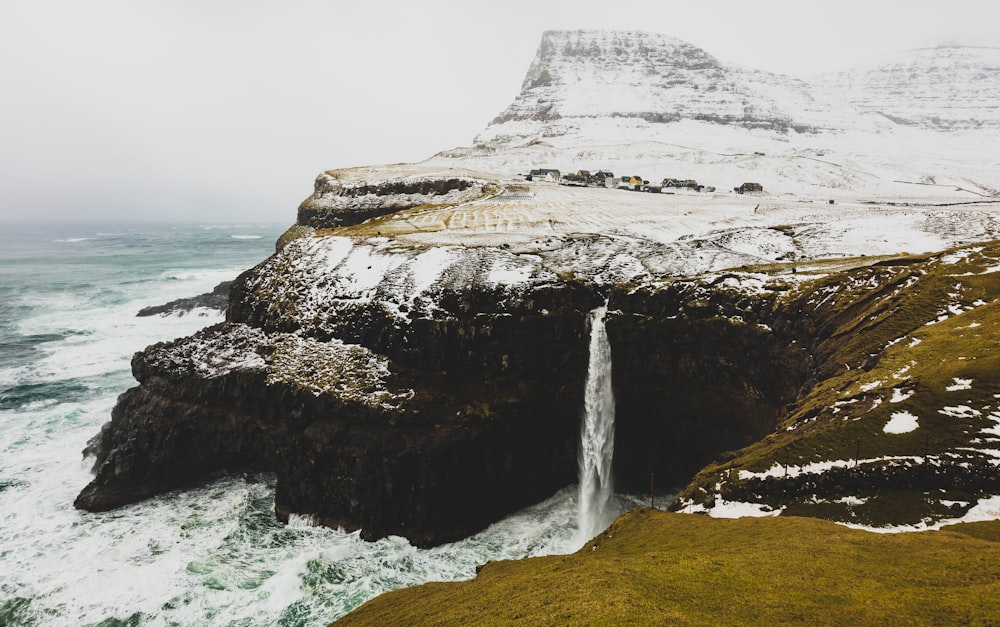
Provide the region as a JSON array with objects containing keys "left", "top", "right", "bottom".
[
  {"left": 676, "top": 241, "right": 1000, "bottom": 525},
  {"left": 336, "top": 509, "right": 1000, "bottom": 625}
]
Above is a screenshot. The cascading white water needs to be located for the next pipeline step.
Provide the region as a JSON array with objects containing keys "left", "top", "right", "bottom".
[{"left": 577, "top": 305, "right": 616, "bottom": 544}]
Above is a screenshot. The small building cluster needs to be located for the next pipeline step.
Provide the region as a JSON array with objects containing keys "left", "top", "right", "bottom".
[
  {"left": 525, "top": 168, "right": 762, "bottom": 195},
  {"left": 559, "top": 169, "right": 617, "bottom": 187}
]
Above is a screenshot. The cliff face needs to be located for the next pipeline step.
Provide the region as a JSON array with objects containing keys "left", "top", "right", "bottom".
[
  {"left": 77, "top": 255, "right": 806, "bottom": 544},
  {"left": 78, "top": 277, "right": 599, "bottom": 547},
  {"left": 608, "top": 278, "right": 810, "bottom": 491},
  {"left": 75, "top": 161, "right": 1000, "bottom": 544}
]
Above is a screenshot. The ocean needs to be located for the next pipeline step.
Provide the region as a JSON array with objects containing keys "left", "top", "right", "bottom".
[{"left": 0, "top": 223, "right": 636, "bottom": 626}]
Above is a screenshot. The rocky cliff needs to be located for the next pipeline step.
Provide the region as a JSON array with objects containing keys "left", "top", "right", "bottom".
[
  {"left": 76, "top": 159, "right": 1000, "bottom": 543},
  {"left": 77, "top": 256, "right": 600, "bottom": 547}
]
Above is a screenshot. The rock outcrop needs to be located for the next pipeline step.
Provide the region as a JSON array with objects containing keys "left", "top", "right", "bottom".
[
  {"left": 136, "top": 281, "right": 233, "bottom": 317},
  {"left": 297, "top": 170, "right": 491, "bottom": 229}
]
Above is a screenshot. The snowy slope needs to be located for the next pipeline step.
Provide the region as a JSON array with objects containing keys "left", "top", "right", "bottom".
[{"left": 820, "top": 45, "right": 1000, "bottom": 132}]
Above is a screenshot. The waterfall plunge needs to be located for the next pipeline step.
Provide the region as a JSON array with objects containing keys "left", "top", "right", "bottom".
[{"left": 577, "top": 305, "right": 616, "bottom": 544}]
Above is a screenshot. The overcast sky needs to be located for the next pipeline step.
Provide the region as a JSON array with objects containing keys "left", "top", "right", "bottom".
[{"left": 1, "top": 0, "right": 997, "bottom": 224}]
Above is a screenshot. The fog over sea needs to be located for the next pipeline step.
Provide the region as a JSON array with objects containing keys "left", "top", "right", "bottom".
[{"left": 0, "top": 223, "right": 642, "bottom": 626}]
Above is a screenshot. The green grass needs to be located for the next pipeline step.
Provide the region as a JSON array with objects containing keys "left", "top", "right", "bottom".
[{"left": 336, "top": 509, "right": 1000, "bottom": 625}]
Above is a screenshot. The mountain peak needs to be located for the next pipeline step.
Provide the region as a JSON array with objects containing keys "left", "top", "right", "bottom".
[
  {"left": 477, "top": 29, "right": 829, "bottom": 146},
  {"left": 523, "top": 30, "right": 723, "bottom": 90},
  {"left": 476, "top": 30, "right": 1000, "bottom": 148}
]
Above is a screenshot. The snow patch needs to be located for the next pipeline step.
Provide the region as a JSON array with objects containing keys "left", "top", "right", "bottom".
[
  {"left": 339, "top": 246, "right": 406, "bottom": 297},
  {"left": 890, "top": 387, "right": 914, "bottom": 403},
  {"left": 708, "top": 500, "right": 783, "bottom": 519},
  {"left": 957, "top": 495, "right": 1000, "bottom": 522},
  {"left": 946, "top": 378, "right": 973, "bottom": 392},
  {"left": 314, "top": 236, "right": 354, "bottom": 271},
  {"left": 835, "top": 496, "right": 869, "bottom": 506},
  {"left": 409, "top": 246, "right": 458, "bottom": 295},
  {"left": 938, "top": 405, "right": 982, "bottom": 419},
  {"left": 982, "top": 411, "right": 1000, "bottom": 439},
  {"left": 940, "top": 247, "right": 983, "bottom": 265},
  {"left": 486, "top": 259, "right": 533, "bottom": 285},
  {"left": 883, "top": 411, "right": 919, "bottom": 434},
  {"left": 738, "top": 459, "right": 858, "bottom": 480}
]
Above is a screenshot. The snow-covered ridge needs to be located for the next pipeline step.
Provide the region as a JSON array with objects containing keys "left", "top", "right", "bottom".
[
  {"left": 476, "top": 30, "right": 1000, "bottom": 151},
  {"left": 481, "top": 29, "right": 841, "bottom": 145},
  {"left": 821, "top": 45, "right": 1000, "bottom": 131}
]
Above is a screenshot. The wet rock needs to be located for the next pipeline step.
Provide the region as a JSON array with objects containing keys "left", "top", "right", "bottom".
[{"left": 136, "top": 281, "right": 233, "bottom": 317}]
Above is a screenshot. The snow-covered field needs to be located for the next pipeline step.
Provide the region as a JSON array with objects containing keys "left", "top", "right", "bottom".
[{"left": 298, "top": 163, "right": 1000, "bottom": 302}]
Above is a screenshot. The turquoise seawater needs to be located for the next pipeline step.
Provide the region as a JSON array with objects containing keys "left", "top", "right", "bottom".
[{"left": 0, "top": 223, "right": 635, "bottom": 626}]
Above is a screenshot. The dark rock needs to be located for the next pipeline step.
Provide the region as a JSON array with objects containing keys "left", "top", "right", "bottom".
[
  {"left": 136, "top": 281, "right": 233, "bottom": 317},
  {"left": 79, "top": 278, "right": 600, "bottom": 547},
  {"left": 607, "top": 280, "right": 810, "bottom": 493}
]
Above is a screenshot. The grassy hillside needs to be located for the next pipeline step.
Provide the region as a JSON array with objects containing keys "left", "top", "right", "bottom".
[
  {"left": 336, "top": 508, "right": 1000, "bottom": 625},
  {"left": 674, "top": 241, "right": 1000, "bottom": 527}
]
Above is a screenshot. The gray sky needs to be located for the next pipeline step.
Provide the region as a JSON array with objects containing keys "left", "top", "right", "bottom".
[{"left": 1, "top": 0, "right": 997, "bottom": 224}]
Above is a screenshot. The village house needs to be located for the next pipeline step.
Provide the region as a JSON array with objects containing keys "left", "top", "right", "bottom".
[
  {"left": 526, "top": 168, "right": 561, "bottom": 183},
  {"left": 734, "top": 182, "right": 764, "bottom": 194}
]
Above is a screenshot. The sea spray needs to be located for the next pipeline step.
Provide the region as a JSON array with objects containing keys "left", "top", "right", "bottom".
[{"left": 577, "top": 305, "right": 616, "bottom": 544}]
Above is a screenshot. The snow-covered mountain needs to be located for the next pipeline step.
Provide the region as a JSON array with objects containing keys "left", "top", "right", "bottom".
[
  {"left": 477, "top": 30, "right": 863, "bottom": 145},
  {"left": 822, "top": 45, "right": 1000, "bottom": 132},
  {"left": 437, "top": 30, "right": 998, "bottom": 199},
  {"left": 475, "top": 30, "right": 1000, "bottom": 148}
]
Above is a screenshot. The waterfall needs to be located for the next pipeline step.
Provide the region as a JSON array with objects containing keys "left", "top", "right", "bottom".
[{"left": 577, "top": 305, "right": 616, "bottom": 544}]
